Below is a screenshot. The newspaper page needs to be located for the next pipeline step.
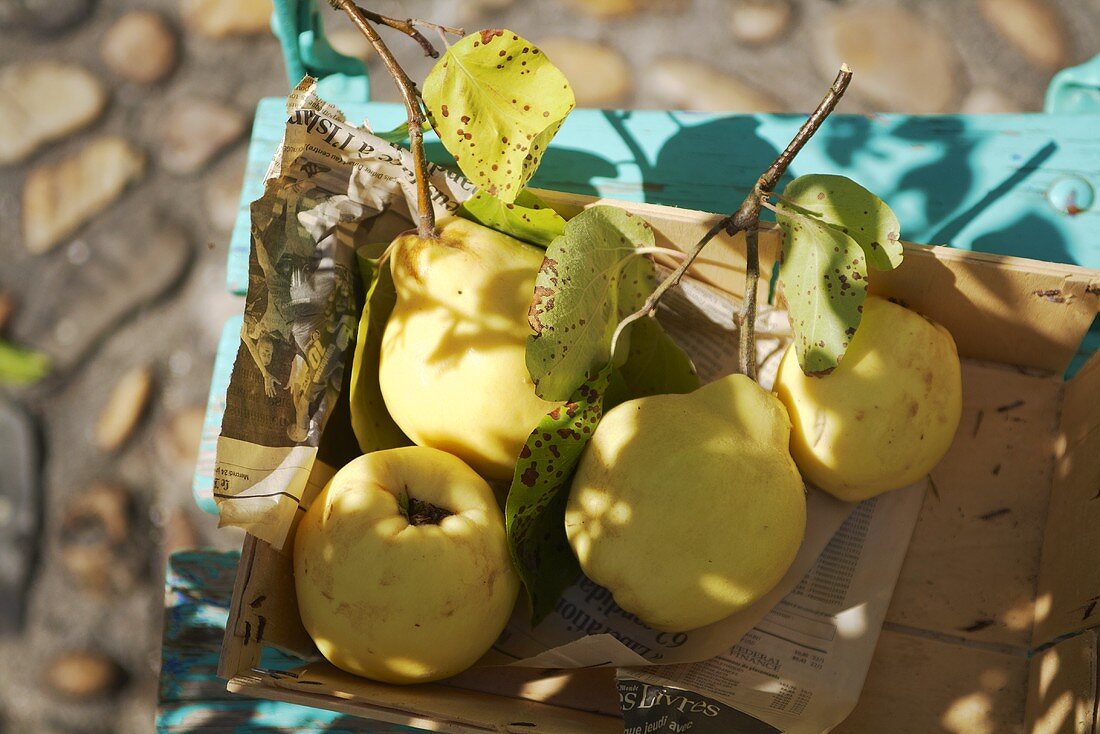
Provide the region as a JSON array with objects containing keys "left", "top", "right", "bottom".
[{"left": 218, "top": 79, "right": 926, "bottom": 730}]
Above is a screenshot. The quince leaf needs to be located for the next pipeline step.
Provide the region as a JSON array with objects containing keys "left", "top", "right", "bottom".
[
  {"left": 349, "top": 247, "right": 411, "bottom": 454},
  {"left": 526, "top": 205, "right": 658, "bottom": 401},
  {"left": 369, "top": 121, "right": 431, "bottom": 144},
  {"left": 0, "top": 340, "right": 50, "bottom": 386},
  {"left": 781, "top": 174, "right": 903, "bottom": 271},
  {"left": 422, "top": 30, "right": 575, "bottom": 202},
  {"left": 457, "top": 189, "right": 567, "bottom": 248},
  {"left": 776, "top": 206, "right": 868, "bottom": 375},
  {"left": 605, "top": 317, "right": 699, "bottom": 410},
  {"left": 506, "top": 363, "right": 612, "bottom": 625}
]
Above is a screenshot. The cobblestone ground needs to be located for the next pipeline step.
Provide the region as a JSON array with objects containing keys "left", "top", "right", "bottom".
[{"left": 0, "top": 0, "right": 1095, "bottom": 731}]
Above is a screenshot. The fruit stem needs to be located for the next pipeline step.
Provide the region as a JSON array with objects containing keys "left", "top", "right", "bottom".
[
  {"left": 400, "top": 493, "right": 453, "bottom": 526},
  {"left": 329, "top": 1, "right": 438, "bottom": 239},
  {"left": 613, "top": 65, "right": 852, "bottom": 381}
]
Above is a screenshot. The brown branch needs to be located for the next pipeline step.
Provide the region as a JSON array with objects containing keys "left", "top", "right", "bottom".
[
  {"left": 731, "top": 64, "right": 851, "bottom": 380},
  {"left": 618, "top": 65, "right": 853, "bottom": 381},
  {"left": 329, "top": 1, "right": 436, "bottom": 239},
  {"left": 353, "top": 6, "right": 464, "bottom": 58}
]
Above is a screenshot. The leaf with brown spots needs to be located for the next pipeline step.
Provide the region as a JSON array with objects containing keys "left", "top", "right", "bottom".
[
  {"left": 506, "top": 363, "right": 612, "bottom": 624},
  {"left": 781, "top": 174, "right": 903, "bottom": 271},
  {"left": 776, "top": 204, "right": 868, "bottom": 374},
  {"left": 422, "top": 30, "right": 574, "bottom": 203},
  {"left": 526, "top": 205, "right": 658, "bottom": 401},
  {"left": 457, "top": 189, "right": 567, "bottom": 247}
]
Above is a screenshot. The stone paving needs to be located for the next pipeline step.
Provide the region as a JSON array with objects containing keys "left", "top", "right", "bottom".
[{"left": 0, "top": 0, "right": 1095, "bottom": 731}]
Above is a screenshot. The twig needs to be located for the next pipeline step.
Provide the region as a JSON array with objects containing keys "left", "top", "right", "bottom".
[
  {"left": 329, "top": 1, "right": 436, "bottom": 239},
  {"left": 614, "top": 65, "right": 853, "bottom": 380},
  {"left": 612, "top": 216, "right": 732, "bottom": 355},
  {"left": 732, "top": 65, "right": 851, "bottom": 379},
  {"left": 353, "top": 6, "right": 464, "bottom": 58}
]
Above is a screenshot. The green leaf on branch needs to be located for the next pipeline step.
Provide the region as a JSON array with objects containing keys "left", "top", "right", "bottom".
[
  {"left": 506, "top": 363, "right": 612, "bottom": 625},
  {"left": 605, "top": 317, "right": 699, "bottom": 409},
  {"left": 526, "top": 205, "right": 658, "bottom": 401},
  {"left": 781, "top": 174, "right": 903, "bottom": 271},
  {"left": 0, "top": 340, "right": 50, "bottom": 386},
  {"left": 776, "top": 207, "right": 868, "bottom": 375},
  {"left": 370, "top": 121, "right": 431, "bottom": 144},
  {"left": 422, "top": 30, "right": 574, "bottom": 202},
  {"left": 457, "top": 189, "right": 567, "bottom": 248},
  {"left": 349, "top": 247, "right": 411, "bottom": 454}
]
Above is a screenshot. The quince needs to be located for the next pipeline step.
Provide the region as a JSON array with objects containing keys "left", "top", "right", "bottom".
[
  {"left": 565, "top": 374, "right": 806, "bottom": 632},
  {"left": 294, "top": 446, "right": 519, "bottom": 684},
  {"left": 773, "top": 296, "right": 962, "bottom": 501},
  {"left": 378, "top": 218, "right": 557, "bottom": 480}
]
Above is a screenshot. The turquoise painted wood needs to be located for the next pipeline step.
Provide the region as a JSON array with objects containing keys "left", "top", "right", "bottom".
[
  {"left": 227, "top": 101, "right": 1100, "bottom": 297},
  {"left": 270, "top": 0, "right": 370, "bottom": 103},
  {"left": 158, "top": 551, "right": 420, "bottom": 733}
]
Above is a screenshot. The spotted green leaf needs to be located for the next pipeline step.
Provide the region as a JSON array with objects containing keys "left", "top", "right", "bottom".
[
  {"left": 506, "top": 363, "right": 612, "bottom": 624},
  {"left": 457, "top": 189, "right": 567, "bottom": 248},
  {"left": 422, "top": 30, "right": 575, "bottom": 202},
  {"left": 781, "top": 174, "right": 903, "bottom": 272},
  {"left": 349, "top": 247, "right": 411, "bottom": 454},
  {"left": 605, "top": 317, "right": 699, "bottom": 409},
  {"left": 777, "top": 206, "right": 868, "bottom": 375},
  {"left": 526, "top": 205, "right": 658, "bottom": 401}
]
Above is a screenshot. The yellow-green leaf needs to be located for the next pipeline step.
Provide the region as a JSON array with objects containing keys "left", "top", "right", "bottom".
[
  {"left": 611, "top": 316, "right": 699, "bottom": 405},
  {"left": 777, "top": 207, "right": 868, "bottom": 375},
  {"left": 457, "top": 189, "right": 567, "bottom": 247},
  {"left": 423, "top": 30, "right": 575, "bottom": 202},
  {"left": 781, "top": 174, "right": 903, "bottom": 271},
  {"left": 349, "top": 247, "right": 411, "bottom": 454}
]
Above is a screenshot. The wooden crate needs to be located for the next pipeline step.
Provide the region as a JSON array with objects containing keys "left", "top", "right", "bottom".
[{"left": 218, "top": 193, "right": 1100, "bottom": 734}]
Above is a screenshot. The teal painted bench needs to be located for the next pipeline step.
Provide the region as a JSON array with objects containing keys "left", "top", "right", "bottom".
[{"left": 164, "top": 2, "right": 1100, "bottom": 726}]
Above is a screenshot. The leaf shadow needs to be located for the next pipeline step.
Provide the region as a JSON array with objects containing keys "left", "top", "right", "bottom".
[
  {"left": 605, "top": 110, "right": 784, "bottom": 214},
  {"left": 424, "top": 140, "right": 618, "bottom": 199}
]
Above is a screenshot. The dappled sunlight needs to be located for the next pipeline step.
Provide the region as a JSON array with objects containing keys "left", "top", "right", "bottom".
[
  {"left": 1034, "top": 592, "right": 1053, "bottom": 625},
  {"left": 605, "top": 499, "right": 633, "bottom": 526},
  {"left": 977, "top": 666, "right": 1010, "bottom": 691},
  {"left": 941, "top": 691, "right": 995, "bottom": 734},
  {"left": 177, "top": 707, "right": 225, "bottom": 730},
  {"left": 517, "top": 670, "right": 572, "bottom": 700},
  {"left": 1039, "top": 648, "right": 1060, "bottom": 699},
  {"left": 383, "top": 656, "right": 435, "bottom": 682},
  {"left": 1032, "top": 691, "right": 1074, "bottom": 734},
  {"left": 835, "top": 601, "right": 868, "bottom": 639},
  {"left": 698, "top": 573, "right": 753, "bottom": 608},
  {"left": 1001, "top": 600, "right": 1035, "bottom": 632},
  {"left": 408, "top": 716, "right": 448, "bottom": 731}
]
